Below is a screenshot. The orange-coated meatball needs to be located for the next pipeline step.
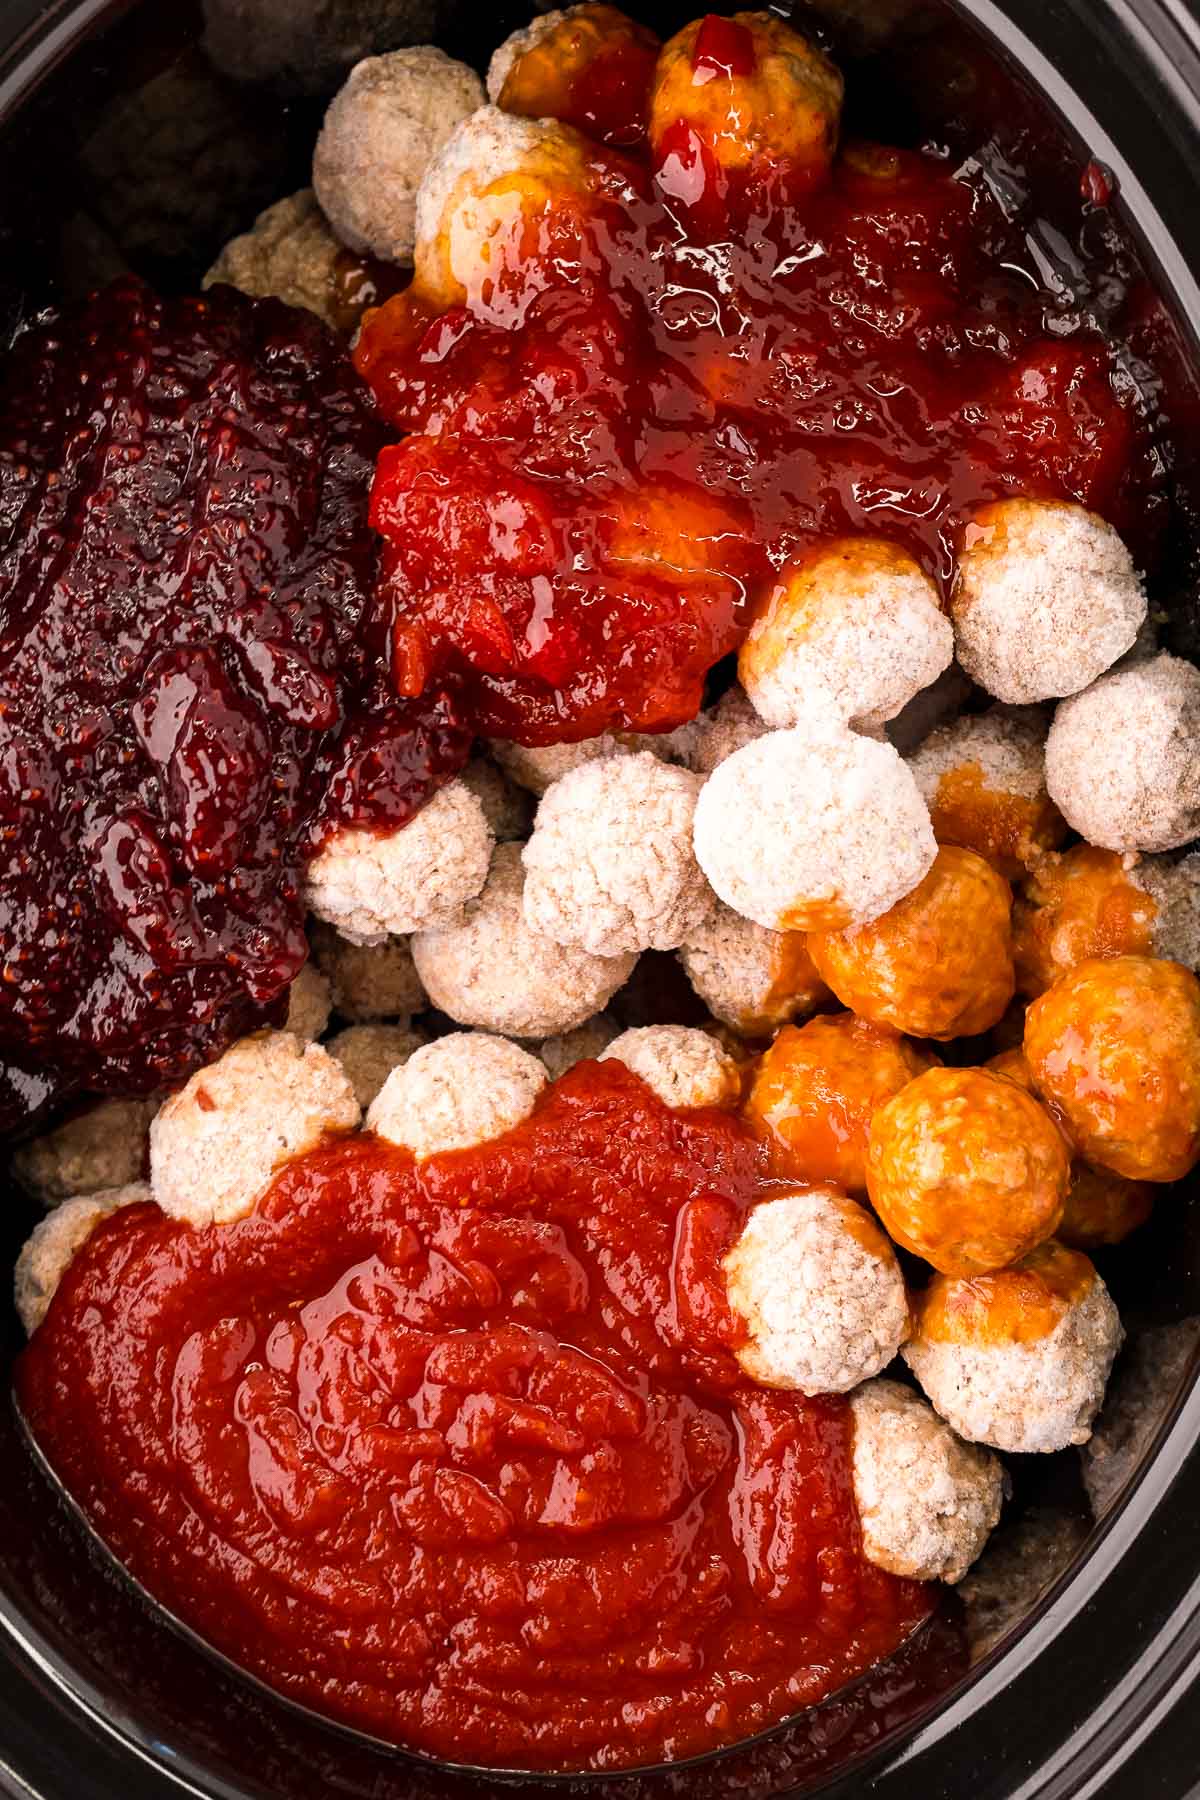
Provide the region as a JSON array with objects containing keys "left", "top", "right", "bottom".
[
  {"left": 492, "top": 5, "right": 660, "bottom": 150},
  {"left": 807, "top": 847, "right": 1015, "bottom": 1040},
  {"left": 745, "top": 1011, "right": 932, "bottom": 1193},
  {"left": 1024, "top": 954, "right": 1200, "bottom": 1182},
  {"left": 866, "top": 1066, "right": 1070, "bottom": 1275},
  {"left": 1013, "top": 846, "right": 1156, "bottom": 998}
]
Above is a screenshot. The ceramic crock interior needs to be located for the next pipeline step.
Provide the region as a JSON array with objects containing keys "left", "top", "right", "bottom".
[{"left": 1, "top": 2, "right": 1199, "bottom": 1795}]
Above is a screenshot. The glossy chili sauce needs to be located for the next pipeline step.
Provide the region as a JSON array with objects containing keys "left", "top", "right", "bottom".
[
  {"left": 356, "top": 23, "right": 1162, "bottom": 745},
  {"left": 18, "top": 1063, "right": 931, "bottom": 1772}
]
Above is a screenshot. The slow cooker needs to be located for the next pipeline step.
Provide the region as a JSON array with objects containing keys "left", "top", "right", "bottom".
[{"left": 2, "top": 0, "right": 1200, "bottom": 1794}]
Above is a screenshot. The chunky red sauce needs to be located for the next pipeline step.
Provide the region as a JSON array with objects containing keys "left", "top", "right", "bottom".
[
  {"left": 18, "top": 1063, "right": 930, "bottom": 1772},
  {"left": 357, "top": 32, "right": 1161, "bottom": 743}
]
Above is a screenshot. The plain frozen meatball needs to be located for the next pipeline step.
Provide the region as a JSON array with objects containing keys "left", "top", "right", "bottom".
[
  {"left": 599, "top": 1025, "right": 740, "bottom": 1109},
  {"left": 304, "top": 780, "right": 493, "bottom": 945},
  {"left": 367, "top": 1031, "right": 546, "bottom": 1158},
  {"left": 693, "top": 723, "right": 936, "bottom": 932},
  {"left": 1044, "top": 654, "right": 1200, "bottom": 852},
  {"left": 459, "top": 756, "right": 534, "bottom": 841},
  {"left": 523, "top": 752, "right": 712, "bottom": 956},
  {"left": 327, "top": 1022, "right": 426, "bottom": 1109},
  {"left": 886, "top": 662, "right": 975, "bottom": 759},
  {"left": 908, "top": 705, "right": 1066, "bottom": 878},
  {"left": 285, "top": 962, "right": 333, "bottom": 1041},
  {"left": 950, "top": 500, "right": 1146, "bottom": 704},
  {"left": 903, "top": 1244, "right": 1124, "bottom": 1453},
  {"left": 413, "top": 842, "right": 636, "bottom": 1036},
  {"left": 489, "top": 734, "right": 623, "bottom": 795},
  {"left": 538, "top": 1014, "right": 620, "bottom": 1080},
  {"left": 678, "top": 686, "right": 770, "bottom": 776},
  {"left": 850, "top": 1378, "right": 1005, "bottom": 1583},
  {"left": 202, "top": 0, "right": 439, "bottom": 95},
  {"left": 150, "top": 1032, "right": 360, "bottom": 1226},
  {"left": 1136, "top": 852, "right": 1200, "bottom": 969},
  {"left": 739, "top": 539, "right": 953, "bottom": 733},
  {"left": 309, "top": 921, "right": 425, "bottom": 1022},
  {"left": 867, "top": 1065, "right": 1069, "bottom": 1275},
  {"left": 11, "top": 1095, "right": 157, "bottom": 1207},
  {"left": 204, "top": 190, "right": 345, "bottom": 329},
  {"left": 724, "top": 1188, "right": 910, "bottom": 1395},
  {"left": 14, "top": 1183, "right": 151, "bottom": 1336},
  {"left": 679, "top": 903, "right": 827, "bottom": 1035},
  {"left": 313, "top": 48, "right": 485, "bottom": 264}
]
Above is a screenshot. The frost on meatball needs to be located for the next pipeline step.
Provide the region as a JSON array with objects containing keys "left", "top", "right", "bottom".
[
  {"left": 11, "top": 1096, "right": 158, "bottom": 1208},
  {"left": 202, "top": 0, "right": 439, "bottom": 95},
  {"left": 723, "top": 1188, "right": 910, "bottom": 1395},
  {"left": 367, "top": 1031, "right": 546, "bottom": 1158},
  {"left": 412, "top": 106, "right": 601, "bottom": 314},
  {"left": 1044, "top": 654, "right": 1200, "bottom": 852},
  {"left": 304, "top": 779, "right": 493, "bottom": 944},
  {"left": 284, "top": 962, "right": 333, "bottom": 1042},
  {"left": 680, "top": 902, "right": 827, "bottom": 1035},
  {"left": 849, "top": 1378, "right": 1005, "bottom": 1584},
  {"left": 693, "top": 723, "right": 936, "bottom": 932},
  {"left": 413, "top": 842, "right": 636, "bottom": 1036},
  {"left": 327, "top": 1022, "right": 426, "bottom": 1109},
  {"left": 907, "top": 705, "right": 1066, "bottom": 878},
  {"left": 459, "top": 755, "right": 534, "bottom": 841},
  {"left": 599, "top": 1024, "right": 741, "bottom": 1110},
  {"left": 309, "top": 921, "right": 425, "bottom": 1022},
  {"left": 950, "top": 500, "right": 1146, "bottom": 704},
  {"left": 14, "top": 1183, "right": 151, "bottom": 1336},
  {"left": 904, "top": 1245, "right": 1123, "bottom": 1454},
  {"left": 739, "top": 538, "right": 953, "bottom": 733},
  {"left": 538, "top": 1013, "right": 620, "bottom": 1080},
  {"left": 678, "top": 686, "right": 770, "bottom": 777},
  {"left": 313, "top": 48, "right": 485, "bottom": 265},
  {"left": 523, "top": 752, "right": 713, "bottom": 956},
  {"left": 204, "top": 190, "right": 345, "bottom": 330},
  {"left": 150, "top": 1032, "right": 360, "bottom": 1227}
]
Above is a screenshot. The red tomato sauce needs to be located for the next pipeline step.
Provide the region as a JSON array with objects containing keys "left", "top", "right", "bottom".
[
  {"left": 356, "top": 40, "right": 1161, "bottom": 744},
  {"left": 17, "top": 1063, "right": 931, "bottom": 1772}
]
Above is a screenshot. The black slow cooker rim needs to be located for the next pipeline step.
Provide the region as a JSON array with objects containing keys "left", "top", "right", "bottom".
[{"left": 2, "top": 0, "right": 1200, "bottom": 1794}]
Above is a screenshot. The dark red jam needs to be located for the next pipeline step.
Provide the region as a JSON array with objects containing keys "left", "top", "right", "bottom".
[
  {"left": 18, "top": 1063, "right": 933, "bottom": 1772},
  {"left": 357, "top": 90, "right": 1161, "bottom": 744},
  {"left": 0, "top": 279, "right": 470, "bottom": 1116}
]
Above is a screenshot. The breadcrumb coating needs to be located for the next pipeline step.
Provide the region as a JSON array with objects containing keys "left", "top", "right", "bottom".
[
  {"left": 11, "top": 1096, "right": 156, "bottom": 1208},
  {"left": 15, "top": 1184, "right": 151, "bottom": 1335},
  {"left": 150, "top": 1032, "right": 359, "bottom": 1226},
  {"left": 367, "top": 1031, "right": 546, "bottom": 1158},
  {"left": 599, "top": 1024, "right": 740, "bottom": 1109}
]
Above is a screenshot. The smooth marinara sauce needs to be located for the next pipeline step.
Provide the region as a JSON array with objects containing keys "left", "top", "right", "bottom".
[{"left": 17, "top": 1063, "right": 931, "bottom": 1772}]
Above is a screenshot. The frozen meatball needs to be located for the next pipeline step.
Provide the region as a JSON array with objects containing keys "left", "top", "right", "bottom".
[
  {"left": 538, "top": 1013, "right": 620, "bottom": 1079},
  {"left": 327, "top": 1022, "right": 426, "bottom": 1109},
  {"left": 1024, "top": 954, "right": 1200, "bottom": 1182},
  {"left": 413, "top": 842, "right": 636, "bottom": 1036},
  {"left": 14, "top": 1183, "right": 151, "bottom": 1336},
  {"left": 724, "top": 1188, "right": 910, "bottom": 1396},
  {"left": 903, "top": 1244, "right": 1124, "bottom": 1453},
  {"left": 204, "top": 190, "right": 344, "bottom": 330},
  {"left": 285, "top": 961, "right": 333, "bottom": 1041},
  {"left": 459, "top": 756, "right": 534, "bottom": 841},
  {"left": 850, "top": 1378, "right": 1005, "bottom": 1583},
  {"left": 304, "top": 780, "right": 493, "bottom": 945},
  {"left": 488, "top": 5, "right": 658, "bottom": 135},
  {"left": 739, "top": 538, "right": 953, "bottom": 733},
  {"left": 907, "top": 705, "right": 1066, "bottom": 878},
  {"left": 489, "top": 734, "right": 624, "bottom": 796},
  {"left": 746, "top": 1012, "right": 933, "bottom": 1194},
  {"left": 367, "top": 1031, "right": 546, "bottom": 1158},
  {"left": 886, "top": 662, "right": 975, "bottom": 759},
  {"left": 867, "top": 1066, "right": 1069, "bottom": 1275},
  {"left": 693, "top": 723, "right": 936, "bottom": 932},
  {"left": 412, "top": 106, "right": 601, "bottom": 313},
  {"left": 1135, "top": 852, "right": 1200, "bottom": 970},
  {"left": 523, "top": 752, "right": 712, "bottom": 956},
  {"left": 313, "top": 48, "right": 485, "bottom": 265},
  {"left": 202, "top": 0, "right": 439, "bottom": 95},
  {"left": 950, "top": 500, "right": 1146, "bottom": 704},
  {"left": 11, "top": 1096, "right": 157, "bottom": 1207},
  {"left": 599, "top": 1024, "right": 740, "bottom": 1110},
  {"left": 679, "top": 903, "right": 827, "bottom": 1035},
  {"left": 150, "top": 1032, "right": 360, "bottom": 1227},
  {"left": 1044, "top": 654, "right": 1200, "bottom": 852},
  {"left": 678, "top": 686, "right": 769, "bottom": 777},
  {"left": 309, "top": 921, "right": 425, "bottom": 1022}
]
